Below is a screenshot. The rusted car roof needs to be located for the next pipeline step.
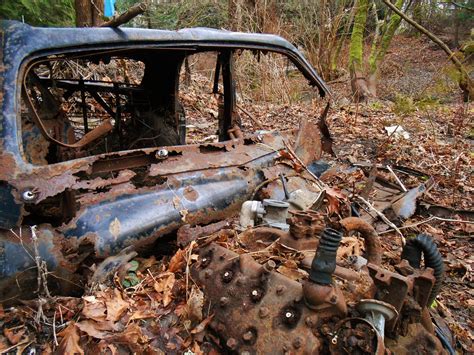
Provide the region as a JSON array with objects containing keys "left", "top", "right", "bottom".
[{"left": 0, "top": 20, "right": 329, "bottom": 95}]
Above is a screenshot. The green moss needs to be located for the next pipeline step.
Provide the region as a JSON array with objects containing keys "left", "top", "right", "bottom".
[{"left": 349, "top": 0, "right": 369, "bottom": 73}]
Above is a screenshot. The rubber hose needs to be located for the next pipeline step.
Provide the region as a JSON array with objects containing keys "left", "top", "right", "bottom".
[
  {"left": 403, "top": 234, "right": 444, "bottom": 305},
  {"left": 309, "top": 227, "right": 342, "bottom": 285}
]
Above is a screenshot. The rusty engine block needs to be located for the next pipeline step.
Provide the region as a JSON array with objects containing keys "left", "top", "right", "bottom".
[{"left": 191, "top": 205, "right": 447, "bottom": 354}]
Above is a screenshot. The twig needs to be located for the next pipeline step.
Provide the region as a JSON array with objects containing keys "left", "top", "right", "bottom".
[
  {"left": 0, "top": 340, "right": 32, "bottom": 354},
  {"left": 237, "top": 104, "right": 264, "bottom": 129},
  {"left": 379, "top": 216, "right": 474, "bottom": 234},
  {"left": 185, "top": 241, "right": 197, "bottom": 302},
  {"left": 53, "top": 310, "right": 59, "bottom": 346},
  {"left": 282, "top": 139, "right": 326, "bottom": 190},
  {"left": 356, "top": 196, "right": 406, "bottom": 244},
  {"left": 386, "top": 165, "right": 407, "bottom": 192},
  {"left": 31, "top": 226, "right": 51, "bottom": 298}
]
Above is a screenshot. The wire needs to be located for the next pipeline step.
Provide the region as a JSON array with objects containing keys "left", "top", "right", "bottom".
[{"left": 435, "top": 326, "right": 456, "bottom": 355}]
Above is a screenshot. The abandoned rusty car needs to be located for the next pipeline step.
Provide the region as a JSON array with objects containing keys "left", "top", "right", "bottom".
[{"left": 0, "top": 21, "right": 453, "bottom": 353}]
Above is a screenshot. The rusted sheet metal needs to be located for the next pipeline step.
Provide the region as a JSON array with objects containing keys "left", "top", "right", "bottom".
[
  {"left": 177, "top": 220, "right": 231, "bottom": 246},
  {"left": 0, "top": 129, "right": 300, "bottom": 302},
  {"left": 293, "top": 118, "right": 322, "bottom": 165}
]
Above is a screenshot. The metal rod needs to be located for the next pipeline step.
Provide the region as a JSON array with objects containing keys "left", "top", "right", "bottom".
[{"left": 80, "top": 79, "right": 89, "bottom": 133}]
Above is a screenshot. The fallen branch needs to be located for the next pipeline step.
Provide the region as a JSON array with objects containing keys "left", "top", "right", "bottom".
[{"left": 100, "top": 2, "right": 147, "bottom": 28}]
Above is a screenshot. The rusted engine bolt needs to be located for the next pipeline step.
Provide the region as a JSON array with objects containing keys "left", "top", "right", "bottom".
[
  {"left": 222, "top": 270, "right": 233, "bottom": 283},
  {"left": 242, "top": 331, "right": 254, "bottom": 342},
  {"left": 276, "top": 285, "right": 286, "bottom": 295},
  {"left": 259, "top": 307, "right": 270, "bottom": 318},
  {"left": 220, "top": 297, "right": 230, "bottom": 307},
  {"left": 293, "top": 337, "right": 303, "bottom": 349},
  {"left": 309, "top": 228, "right": 343, "bottom": 285},
  {"left": 263, "top": 260, "right": 276, "bottom": 273},
  {"left": 226, "top": 338, "right": 238, "bottom": 350}
]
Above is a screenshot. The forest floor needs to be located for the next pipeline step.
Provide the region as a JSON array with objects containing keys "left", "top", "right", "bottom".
[{"left": 0, "top": 35, "right": 472, "bottom": 354}]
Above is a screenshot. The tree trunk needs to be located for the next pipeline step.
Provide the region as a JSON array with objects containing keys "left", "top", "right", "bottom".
[
  {"left": 75, "top": 0, "right": 103, "bottom": 27},
  {"left": 368, "top": 0, "right": 405, "bottom": 96},
  {"left": 91, "top": 0, "right": 104, "bottom": 26},
  {"left": 453, "top": 4, "right": 460, "bottom": 48},
  {"left": 349, "top": 0, "right": 371, "bottom": 101},
  {"left": 413, "top": 0, "right": 423, "bottom": 27},
  {"left": 75, "top": 0, "right": 92, "bottom": 27}
]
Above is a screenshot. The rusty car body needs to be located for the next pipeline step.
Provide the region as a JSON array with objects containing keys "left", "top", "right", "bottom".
[
  {"left": 0, "top": 21, "right": 451, "bottom": 354},
  {"left": 0, "top": 20, "right": 329, "bottom": 293}
]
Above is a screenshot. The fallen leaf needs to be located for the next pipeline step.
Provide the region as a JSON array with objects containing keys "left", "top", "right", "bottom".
[
  {"left": 106, "top": 323, "right": 147, "bottom": 344},
  {"left": 105, "top": 289, "right": 129, "bottom": 322},
  {"left": 168, "top": 248, "right": 186, "bottom": 273},
  {"left": 129, "top": 309, "right": 156, "bottom": 321},
  {"left": 57, "top": 322, "right": 84, "bottom": 355},
  {"left": 186, "top": 285, "right": 204, "bottom": 323},
  {"left": 337, "top": 236, "right": 363, "bottom": 259},
  {"left": 76, "top": 320, "right": 112, "bottom": 339},
  {"left": 4, "top": 326, "right": 25, "bottom": 345},
  {"left": 82, "top": 296, "right": 107, "bottom": 321},
  {"left": 153, "top": 272, "right": 176, "bottom": 307}
]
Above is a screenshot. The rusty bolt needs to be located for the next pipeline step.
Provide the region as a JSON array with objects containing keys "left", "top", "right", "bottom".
[
  {"left": 305, "top": 316, "right": 315, "bottom": 327},
  {"left": 258, "top": 307, "right": 269, "bottom": 319},
  {"left": 157, "top": 149, "right": 168, "bottom": 158},
  {"left": 235, "top": 276, "right": 247, "bottom": 286},
  {"left": 204, "top": 269, "right": 213, "bottom": 279},
  {"left": 293, "top": 337, "right": 303, "bottom": 349},
  {"left": 226, "top": 338, "right": 238, "bottom": 350},
  {"left": 242, "top": 331, "right": 254, "bottom": 342},
  {"left": 263, "top": 260, "right": 276, "bottom": 273},
  {"left": 222, "top": 270, "right": 233, "bottom": 283},
  {"left": 276, "top": 285, "right": 286, "bottom": 295},
  {"left": 220, "top": 297, "right": 230, "bottom": 307}
]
